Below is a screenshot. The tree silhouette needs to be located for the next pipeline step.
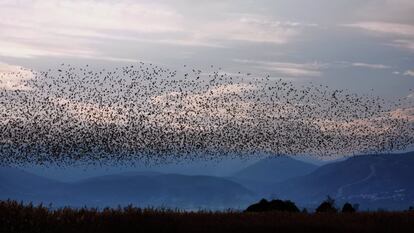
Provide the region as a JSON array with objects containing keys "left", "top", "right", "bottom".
[
  {"left": 245, "top": 199, "right": 300, "bottom": 213},
  {"left": 342, "top": 203, "right": 356, "bottom": 213},
  {"left": 316, "top": 196, "right": 337, "bottom": 213}
]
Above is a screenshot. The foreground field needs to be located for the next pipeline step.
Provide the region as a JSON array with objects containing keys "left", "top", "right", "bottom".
[{"left": 1, "top": 200, "right": 414, "bottom": 233}]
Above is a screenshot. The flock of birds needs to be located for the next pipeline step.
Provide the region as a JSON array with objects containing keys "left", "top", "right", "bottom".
[{"left": 0, "top": 62, "right": 413, "bottom": 166}]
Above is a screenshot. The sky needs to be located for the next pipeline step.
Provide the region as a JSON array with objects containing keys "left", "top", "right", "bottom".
[
  {"left": 0, "top": 0, "right": 413, "bottom": 97},
  {"left": 1, "top": 0, "right": 414, "bottom": 178}
]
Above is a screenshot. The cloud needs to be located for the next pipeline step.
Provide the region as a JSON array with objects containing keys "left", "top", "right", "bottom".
[
  {"left": 0, "top": 62, "right": 34, "bottom": 90},
  {"left": 347, "top": 22, "right": 414, "bottom": 37},
  {"left": 346, "top": 21, "right": 414, "bottom": 52},
  {"left": 0, "top": 62, "right": 21, "bottom": 73},
  {"left": 404, "top": 70, "right": 414, "bottom": 77},
  {"left": 234, "top": 59, "right": 326, "bottom": 77},
  {"left": 0, "top": 0, "right": 184, "bottom": 59},
  {"left": 4, "top": 0, "right": 184, "bottom": 34},
  {"left": 391, "top": 39, "right": 414, "bottom": 52},
  {"left": 0, "top": 39, "right": 96, "bottom": 59},
  {"left": 196, "top": 17, "right": 305, "bottom": 45},
  {"left": 0, "top": 1, "right": 310, "bottom": 60},
  {"left": 351, "top": 62, "right": 390, "bottom": 69}
]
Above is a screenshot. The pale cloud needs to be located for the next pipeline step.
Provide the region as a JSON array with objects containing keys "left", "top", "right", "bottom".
[
  {"left": 391, "top": 39, "right": 414, "bottom": 52},
  {"left": 0, "top": 62, "right": 21, "bottom": 73},
  {"left": 404, "top": 70, "right": 414, "bottom": 77},
  {"left": 0, "top": 1, "right": 307, "bottom": 59},
  {"left": 0, "top": 0, "right": 184, "bottom": 59},
  {"left": 0, "top": 0, "right": 413, "bottom": 99},
  {"left": 0, "top": 62, "right": 34, "bottom": 90},
  {"left": 2, "top": 0, "right": 183, "bottom": 34},
  {"left": 347, "top": 22, "right": 414, "bottom": 37},
  {"left": 346, "top": 21, "right": 414, "bottom": 52},
  {"left": 267, "top": 66, "right": 321, "bottom": 77},
  {"left": 351, "top": 62, "right": 390, "bottom": 69},
  {"left": 196, "top": 17, "right": 302, "bottom": 45},
  {"left": 0, "top": 39, "right": 96, "bottom": 59},
  {"left": 234, "top": 59, "right": 326, "bottom": 77}
]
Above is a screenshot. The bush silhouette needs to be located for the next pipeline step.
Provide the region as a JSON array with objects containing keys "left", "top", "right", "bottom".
[
  {"left": 2, "top": 199, "right": 414, "bottom": 233},
  {"left": 245, "top": 199, "right": 300, "bottom": 213},
  {"left": 316, "top": 196, "right": 337, "bottom": 213},
  {"left": 342, "top": 203, "right": 356, "bottom": 213}
]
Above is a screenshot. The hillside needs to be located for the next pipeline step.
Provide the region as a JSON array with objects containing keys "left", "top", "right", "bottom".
[
  {"left": 272, "top": 152, "right": 414, "bottom": 210},
  {"left": 0, "top": 167, "right": 256, "bottom": 210},
  {"left": 231, "top": 156, "right": 318, "bottom": 195}
]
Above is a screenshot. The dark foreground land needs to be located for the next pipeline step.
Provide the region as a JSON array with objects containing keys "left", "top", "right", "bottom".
[{"left": 1, "top": 200, "right": 414, "bottom": 233}]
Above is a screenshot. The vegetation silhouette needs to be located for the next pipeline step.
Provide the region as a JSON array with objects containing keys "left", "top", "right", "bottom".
[
  {"left": 245, "top": 198, "right": 300, "bottom": 213},
  {"left": 316, "top": 196, "right": 338, "bottom": 213},
  {"left": 2, "top": 200, "right": 414, "bottom": 233},
  {"left": 342, "top": 203, "right": 357, "bottom": 213}
]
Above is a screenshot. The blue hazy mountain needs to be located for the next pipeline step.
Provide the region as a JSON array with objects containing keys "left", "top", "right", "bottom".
[
  {"left": 271, "top": 152, "right": 414, "bottom": 210},
  {"left": 0, "top": 167, "right": 256, "bottom": 210},
  {"left": 230, "top": 156, "right": 318, "bottom": 195},
  {"left": 0, "top": 167, "right": 62, "bottom": 196},
  {"left": 0, "top": 166, "right": 68, "bottom": 206},
  {"left": 233, "top": 156, "right": 318, "bottom": 183},
  {"left": 21, "top": 157, "right": 253, "bottom": 182},
  {"left": 2, "top": 152, "right": 414, "bottom": 210}
]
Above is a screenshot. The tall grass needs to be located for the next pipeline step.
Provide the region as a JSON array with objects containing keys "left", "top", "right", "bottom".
[{"left": 1, "top": 200, "right": 414, "bottom": 233}]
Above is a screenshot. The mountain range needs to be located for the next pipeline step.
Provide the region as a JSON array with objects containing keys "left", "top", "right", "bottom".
[
  {"left": 271, "top": 152, "right": 414, "bottom": 210},
  {"left": 229, "top": 156, "right": 318, "bottom": 195},
  {"left": 1, "top": 152, "right": 414, "bottom": 210},
  {"left": 0, "top": 168, "right": 255, "bottom": 210}
]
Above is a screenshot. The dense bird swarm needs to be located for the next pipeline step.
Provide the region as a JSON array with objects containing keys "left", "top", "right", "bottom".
[{"left": 0, "top": 62, "right": 413, "bottom": 166}]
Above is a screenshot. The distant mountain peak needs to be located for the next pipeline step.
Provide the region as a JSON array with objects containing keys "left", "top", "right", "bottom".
[
  {"left": 273, "top": 151, "right": 414, "bottom": 210},
  {"left": 233, "top": 155, "right": 318, "bottom": 183}
]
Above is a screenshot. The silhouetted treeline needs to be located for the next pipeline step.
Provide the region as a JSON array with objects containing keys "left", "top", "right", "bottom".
[
  {"left": 314, "top": 196, "right": 359, "bottom": 213},
  {"left": 245, "top": 199, "right": 300, "bottom": 212},
  {"left": 1, "top": 200, "right": 414, "bottom": 233},
  {"left": 245, "top": 197, "right": 358, "bottom": 214}
]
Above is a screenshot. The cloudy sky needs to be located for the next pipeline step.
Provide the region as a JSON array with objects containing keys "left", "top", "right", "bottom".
[
  {"left": 0, "top": 0, "right": 414, "bottom": 97},
  {"left": 1, "top": 0, "right": 414, "bottom": 176}
]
